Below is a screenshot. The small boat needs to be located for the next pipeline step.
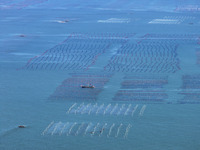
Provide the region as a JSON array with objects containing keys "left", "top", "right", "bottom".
[
  {"left": 18, "top": 125, "right": 26, "bottom": 128},
  {"left": 19, "top": 34, "right": 25, "bottom": 37},
  {"left": 81, "top": 85, "right": 95, "bottom": 88}
]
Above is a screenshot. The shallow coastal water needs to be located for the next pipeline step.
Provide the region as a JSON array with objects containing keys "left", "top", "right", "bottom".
[{"left": 0, "top": 1, "right": 200, "bottom": 150}]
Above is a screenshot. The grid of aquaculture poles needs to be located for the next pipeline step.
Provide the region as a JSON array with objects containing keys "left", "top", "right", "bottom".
[{"left": 20, "top": 32, "right": 200, "bottom": 138}]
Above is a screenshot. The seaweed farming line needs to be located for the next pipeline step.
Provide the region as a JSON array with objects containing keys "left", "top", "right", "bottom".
[
  {"left": 149, "top": 19, "right": 183, "bottom": 24},
  {"left": 163, "top": 16, "right": 196, "bottom": 20},
  {"left": 103, "top": 43, "right": 180, "bottom": 73},
  {"left": 113, "top": 91, "right": 168, "bottom": 102},
  {"left": 121, "top": 80, "right": 168, "bottom": 89},
  {"left": 42, "top": 121, "right": 132, "bottom": 138},
  {"left": 137, "top": 33, "right": 200, "bottom": 44},
  {"left": 178, "top": 74, "right": 200, "bottom": 104},
  {"left": 114, "top": 91, "right": 168, "bottom": 99},
  {"left": 98, "top": 18, "right": 130, "bottom": 23},
  {"left": 174, "top": 5, "right": 200, "bottom": 12},
  {"left": 67, "top": 32, "right": 135, "bottom": 41},
  {"left": 123, "top": 75, "right": 168, "bottom": 80},
  {"left": 66, "top": 103, "right": 146, "bottom": 117},
  {"left": 69, "top": 72, "right": 113, "bottom": 78}
]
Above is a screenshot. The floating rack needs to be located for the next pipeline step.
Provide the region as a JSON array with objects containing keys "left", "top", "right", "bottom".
[
  {"left": 42, "top": 121, "right": 132, "bottom": 138},
  {"left": 66, "top": 103, "right": 147, "bottom": 117}
]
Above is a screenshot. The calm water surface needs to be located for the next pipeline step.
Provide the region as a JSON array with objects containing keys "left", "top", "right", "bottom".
[{"left": 0, "top": 0, "right": 200, "bottom": 150}]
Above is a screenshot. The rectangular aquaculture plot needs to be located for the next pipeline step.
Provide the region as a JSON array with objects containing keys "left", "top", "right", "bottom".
[
  {"left": 49, "top": 73, "right": 112, "bottom": 101},
  {"left": 42, "top": 121, "right": 132, "bottom": 138},
  {"left": 104, "top": 43, "right": 180, "bottom": 73},
  {"left": 137, "top": 33, "right": 200, "bottom": 45},
  {"left": 69, "top": 72, "right": 113, "bottom": 78},
  {"left": 196, "top": 49, "right": 200, "bottom": 67},
  {"left": 112, "top": 75, "right": 168, "bottom": 103},
  {"left": 121, "top": 80, "right": 168, "bottom": 89},
  {"left": 22, "top": 33, "right": 134, "bottom": 71},
  {"left": 113, "top": 90, "right": 167, "bottom": 103},
  {"left": 66, "top": 103, "right": 146, "bottom": 117},
  {"left": 148, "top": 16, "right": 196, "bottom": 25},
  {"left": 178, "top": 74, "right": 200, "bottom": 104}
]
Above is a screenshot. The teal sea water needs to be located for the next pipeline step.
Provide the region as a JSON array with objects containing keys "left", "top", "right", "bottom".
[{"left": 0, "top": 0, "right": 200, "bottom": 150}]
